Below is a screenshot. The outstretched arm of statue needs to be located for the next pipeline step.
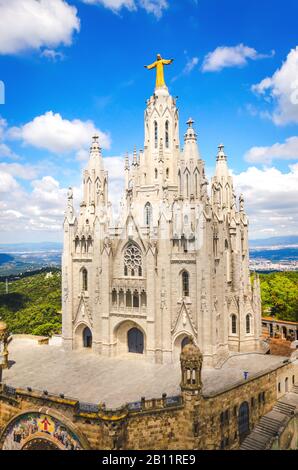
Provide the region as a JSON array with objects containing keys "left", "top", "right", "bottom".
[
  {"left": 162, "top": 59, "right": 174, "bottom": 65},
  {"left": 144, "top": 61, "right": 157, "bottom": 69}
]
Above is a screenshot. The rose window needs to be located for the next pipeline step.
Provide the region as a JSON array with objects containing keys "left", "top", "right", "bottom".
[{"left": 124, "top": 244, "right": 142, "bottom": 276}]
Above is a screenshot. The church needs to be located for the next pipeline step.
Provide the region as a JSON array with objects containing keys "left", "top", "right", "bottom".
[
  {"left": 62, "top": 54, "right": 262, "bottom": 366},
  {"left": 1, "top": 56, "right": 297, "bottom": 452}
]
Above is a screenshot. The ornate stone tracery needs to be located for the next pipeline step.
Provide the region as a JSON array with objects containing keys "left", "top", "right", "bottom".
[{"left": 124, "top": 243, "right": 142, "bottom": 277}]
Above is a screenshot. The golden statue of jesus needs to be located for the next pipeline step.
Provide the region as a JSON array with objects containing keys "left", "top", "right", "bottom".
[{"left": 144, "top": 54, "right": 174, "bottom": 89}]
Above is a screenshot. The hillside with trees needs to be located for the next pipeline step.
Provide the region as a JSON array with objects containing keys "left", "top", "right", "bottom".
[
  {"left": 0, "top": 270, "right": 297, "bottom": 337},
  {"left": 259, "top": 271, "right": 298, "bottom": 322},
  {"left": 0, "top": 269, "right": 61, "bottom": 336}
]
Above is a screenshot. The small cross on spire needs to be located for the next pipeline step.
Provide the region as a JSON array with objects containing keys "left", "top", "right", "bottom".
[{"left": 186, "top": 117, "right": 194, "bottom": 128}]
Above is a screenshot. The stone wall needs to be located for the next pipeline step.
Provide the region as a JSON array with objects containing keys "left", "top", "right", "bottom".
[{"left": 1, "top": 360, "right": 296, "bottom": 450}]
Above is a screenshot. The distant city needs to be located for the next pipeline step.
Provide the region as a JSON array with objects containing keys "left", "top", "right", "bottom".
[{"left": 0, "top": 236, "right": 298, "bottom": 277}]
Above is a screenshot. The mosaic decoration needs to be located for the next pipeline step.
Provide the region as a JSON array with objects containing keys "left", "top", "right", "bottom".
[{"left": 1, "top": 413, "right": 83, "bottom": 450}]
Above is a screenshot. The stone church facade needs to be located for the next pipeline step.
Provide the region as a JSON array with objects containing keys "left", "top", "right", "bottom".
[{"left": 62, "top": 79, "right": 262, "bottom": 366}]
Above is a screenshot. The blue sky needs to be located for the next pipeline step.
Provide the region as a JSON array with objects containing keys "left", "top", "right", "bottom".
[{"left": 0, "top": 0, "right": 297, "bottom": 242}]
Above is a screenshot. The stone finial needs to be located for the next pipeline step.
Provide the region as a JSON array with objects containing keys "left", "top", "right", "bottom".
[
  {"left": 180, "top": 336, "right": 203, "bottom": 393},
  {"left": 184, "top": 118, "right": 197, "bottom": 143},
  {"left": 90, "top": 134, "right": 101, "bottom": 151},
  {"left": 186, "top": 117, "right": 194, "bottom": 128},
  {"left": 217, "top": 143, "right": 227, "bottom": 160}
]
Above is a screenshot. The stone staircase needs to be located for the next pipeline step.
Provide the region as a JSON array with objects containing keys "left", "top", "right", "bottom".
[
  {"left": 273, "top": 400, "right": 296, "bottom": 416},
  {"left": 240, "top": 391, "right": 298, "bottom": 450},
  {"left": 240, "top": 411, "right": 287, "bottom": 450}
]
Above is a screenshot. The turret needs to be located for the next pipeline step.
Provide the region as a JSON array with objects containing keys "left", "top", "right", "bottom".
[
  {"left": 211, "top": 144, "right": 234, "bottom": 211},
  {"left": 180, "top": 337, "right": 203, "bottom": 393},
  {"left": 83, "top": 135, "right": 108, "bottom": 208},
  {"left": 183, "top": 118, "right": 200, "bottom": 162}
]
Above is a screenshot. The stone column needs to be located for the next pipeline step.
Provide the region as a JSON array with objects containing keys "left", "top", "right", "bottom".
[{"left": 0, "top": 322, "right": 9, "bottom": 370}]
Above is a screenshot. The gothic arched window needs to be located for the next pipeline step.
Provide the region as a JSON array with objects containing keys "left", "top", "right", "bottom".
[
  {"left": 82, "top": 268, "right": 88, "bottom": 292},
  {"left": 246, "top": 314, "right": 251, "bottom": 334},
  {"left": 166, "top": 167, "right": 169, "bottom": 179},
  {"left": 144, "top": 202, "right": 152, "bottom": 226},
  {"left": 165, "top": 120, "right": 169, "bottom": 148},
  {"left": 133, "top": 290, "right": 139, "bottom": 308},
  {"left": 124, "top": 243, "right": 142, "bottom": 277},
  {"left": 231, "top": 314, "right": 237, "bottom": 334},
  {"left": 182, "top": 271, "right": 190, "bottom": 297},
  {"left": 155, "top": 168, "right": 158, "bottom": 179},
  {"left": 186, "top": 173, "right": 189, "bottom": 198},
  {"left": 154, "top": 121, "right": 158, "bottom": 148},
  {"left": 112, "top": 289, "right": 117, "bottom": 306},
  {"left": 194, "top": 172, "right": 198, "bottom": 198}
]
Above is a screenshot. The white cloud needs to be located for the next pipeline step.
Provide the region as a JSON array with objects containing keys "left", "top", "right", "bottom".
[
  {"left": 82, "top": 0, "right": 168, "bottom": 17},
  {"left": 41, "top": 49, "right": 65, "bottom": 61},
  {"left": 139, "top": 0, "right": 168, "bottom": 18},
  {"left": 0, "top": 151, "right": 125, "bottom": 240},
  {"left": 245, "top": 136, "right": 298, "bottom": 164},
  {"left": 252, "top": 47, "right": 298, "bottom": 125},
  {"left": 0, "top": 0, "right": 80, "bottom": 55},
  {"left": 202, "top": 44, "right": 274, "bottom": 72},
  {"left": 9, "top": 111, "right": 111, "bottom": 154},
  {"left": 83, "top": 0, "right": 135, "bottom": 10},
  {"left": 184, "top": 56, "right": 199, "bottom": 74},
  {"left": 0, "top": 162, "right": 39, "bottom": 180},
  {"left": 0, "top": 174, "right": 73, "bottom": 237},
  {"left": 0, "top": 171, "right": 19, "bottom": 192},
  {"left": 172, "top": 55, "right": 199, "bottom": 82},
  {"left": 233, "top": 164, "right": 298, "bottom": 238},
  {"left": 0, "top": 143, "right": 19, "bottom": 160}
]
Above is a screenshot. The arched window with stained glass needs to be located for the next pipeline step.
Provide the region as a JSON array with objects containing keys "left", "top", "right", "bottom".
[
  {"left": 144, "top": 202, "right": 152, "bottom": 226},
  {"left": 165, "top": 120, "right": 169, "bottom": 148},
  {"left": 231, "top": 314, "right": 237, "bottom": 334},
  {"left": 154, "top": 121, "right": 158, "bottom": 148},
  {"left": 182, "top": 270, "right": 190, "bottom": 297},
  {"left": 82, "top": 268, "right": 88, "bottom": 292}
]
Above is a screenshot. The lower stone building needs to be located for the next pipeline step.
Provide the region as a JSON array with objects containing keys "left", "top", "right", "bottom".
[{"left": 0, "top": 330, "right": 297, "bottom": 450}]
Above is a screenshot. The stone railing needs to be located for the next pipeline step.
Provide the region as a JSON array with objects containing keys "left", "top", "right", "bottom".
[{"left": 0, "top": 383, "right": 183, "bottom": 419}]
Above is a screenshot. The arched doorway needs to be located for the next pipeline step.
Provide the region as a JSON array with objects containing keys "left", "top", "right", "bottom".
[
  {"left": 127, "top": 328, "right": 144, "bottom": 354},
  {"left": 22, "top": 438, "right": 60, "bottom": 450},
  {"left": 181, "top": 336, "right": 190, "bottom": 350},
  {"left": 83, "top": 327, "right": 92, "bottom": 348},
  {"left": 238, "top": 402, "right": 250, "bottom": 442},
  {"left": 282, "top": 326, "right": 287, "bottom": 339}
]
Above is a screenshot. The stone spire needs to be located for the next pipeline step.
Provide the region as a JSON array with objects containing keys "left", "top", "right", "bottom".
[
  {"left": 82, "top": 135, "right": 108, "bottom": 208},
  {"left": 183, "top": 118, "right": 200, "bottom": 162},
  {"left": 211, "top": 144, "right": 234, "bottom": 211},
  {"left": 88, "top": 135, "right": 104, "bottom": 172},
  {"left": 214, "top": 144, "right": 229, "bottom": 178}
]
